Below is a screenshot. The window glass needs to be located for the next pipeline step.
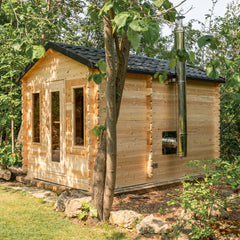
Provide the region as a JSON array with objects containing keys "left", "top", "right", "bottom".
[
  {"left": 52, "top": 91, "right": 60, "bottom": 162},
  {"left": 74, "top": 88, "right": 84, "bottom": 146},
  {"left": 33, "top": 93, "right": 40, "bottom": 142}
]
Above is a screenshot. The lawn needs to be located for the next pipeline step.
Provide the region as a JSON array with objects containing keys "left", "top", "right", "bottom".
[{"left": 0, "top": 186, "right": 131, "bottom": 240}]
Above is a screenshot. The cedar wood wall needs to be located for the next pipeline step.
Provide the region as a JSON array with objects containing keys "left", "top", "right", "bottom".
[{"left": 21, "top": 49, "right": 220, "bottom": 192}]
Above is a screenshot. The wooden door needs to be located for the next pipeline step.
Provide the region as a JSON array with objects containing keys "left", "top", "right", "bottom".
[{"left": 47, "top": 81, "right": 65, "bottom": 175}]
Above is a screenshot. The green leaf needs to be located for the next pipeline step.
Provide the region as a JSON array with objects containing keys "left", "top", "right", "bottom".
[
  {"left": 32, "top": 45, "right": 45, "bottom": 59},
  {"left": 88, "top": 6, "right": 99, "bottom": 22},
  {"left": 25, "top": 45, "right": 33, "bottom": 59},
  {"left": 197, "top": 35, "right": 214, "bottom": 48},
  {"left": 210, "top": 38, "right": 219, "bottom": 50},
  {"left": 153, "top": 0, "right": 164, "bottom": 8},
  {"left": 81, "top": 201, "right": 91, "bottom": 211},
  {"left": 88, "top": 74, "right": 93, "bottom": 82},
  {"left": 92, "top": 74, "right": 102, "bottom": 84},
  {"left": 142, "top": 21, "right": 159, "bottom": 44},
  {"left": 77, "top": 212, "right": 88, "bottom": 220},
  {"left": 154, "top": 72, "right": 160, "bottom": 78},
  {"left": 224, "top": 58, "right": 231, "bottom": 67},
  {"left": 206, "top": 64, "right": 219, "bottom": 79},
  {"left": 99, "top": 1, "right": 113, "bottom": 16},
  {"left": 12, "top": 39, "right": 23, "bottom": 51},
  {"left": 159, "top": 70, "right": 168, "bottom": 83},
  {"left": 163, "top": 1, "right": 177, "bottom": 23},
  {"left": 189, "top": 51, "right": 195, "bottom": 62},
  {"left": 169, "top": 58, "right": 176, "bottom": 70},
  {"left": 113, "top": 1, "right": 124, "bottom": 14},
  {"left": 127, "top": 28, "right": 140, "bottom": 50},
  {"left": 129, "top": 20, "right": 148, "bottom": 32},
  {"left": 96, "top": 59, "right": 106, "bottom": 74},
  {"left": 92, "top": 125, "right": 106, "bottom": 137},
  {"left": 114, "top": 12, "right": 131, "bottom": 29},
  {"left": 26, "top": 45, "right": 45, "bottom": 60}
]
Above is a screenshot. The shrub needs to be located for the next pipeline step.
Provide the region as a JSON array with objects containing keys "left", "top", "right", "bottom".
[
  {"left": 77, "top": 201, "right": 98, "bottom": 221},
  {"left": 0, "top": 143, "right": 22, "bottom": 167},
  {"left": 168, "top": 158, "right": 240, "bottom": 239}
]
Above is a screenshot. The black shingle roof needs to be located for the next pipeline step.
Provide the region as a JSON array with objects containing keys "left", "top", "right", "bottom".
[{"left": 17, "top": 42, "right": 225, "bottom": 83}]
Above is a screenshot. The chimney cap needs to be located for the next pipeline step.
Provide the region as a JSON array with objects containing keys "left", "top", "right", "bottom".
[
  {"left": 175, "top": 15, "right": 185, "bottom": 26},
  {"left": 176, "top": 15, "right": 185, "bottom": 19}
]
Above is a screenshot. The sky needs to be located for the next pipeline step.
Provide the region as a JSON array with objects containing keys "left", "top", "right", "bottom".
[{"left": 163, "top": 0, "right": 230, "bottom": 35}]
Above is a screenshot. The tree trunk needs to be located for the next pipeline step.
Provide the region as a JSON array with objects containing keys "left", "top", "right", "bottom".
[
  {"left": 11, "top": 118, "right": 14, "bottom": 154},
  {"left": 0, "top": 132, "right": 2, "bottom": 145},
  {"left": 115, "top": 34, "right": 131, "bottom": 120},
  {"left": 91, "top": 32, "right": 130, "bottom": 220},
  {"left": 10, "top": 67, "right": 15, "bottom": 154},
  {"left": 102, "top": 16, "right": 117, "bottom": 221},
  {"left": 92, "top": 130, "right": 106, "bottom": 220}
]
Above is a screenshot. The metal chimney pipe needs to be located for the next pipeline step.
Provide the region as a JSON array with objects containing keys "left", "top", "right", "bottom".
[{"left": 174, "top": 16, "right": 187, "bottom": 157}]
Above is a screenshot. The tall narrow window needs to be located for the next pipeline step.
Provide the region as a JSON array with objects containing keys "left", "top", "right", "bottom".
[
  {"left": 74, "top": 88, "right": 84, "bottom": 146},
  {"left": 33, "top": 93, "right": 40, "bottom": 142},
  {"left": 52, "top": 91, "right": 60, "bottom": 162}
]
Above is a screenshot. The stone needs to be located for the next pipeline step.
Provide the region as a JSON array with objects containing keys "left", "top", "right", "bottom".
[
  {"left": 136, "top": 214, "right": 172, "bottom": 235},
  {"left": 109, "top": 210, "right": 142, "bottom": 229},
  {"left": 65, "top": 197, "right": 91, "bottom": 218},
  {"left": 218, "top": 233, "right": 240, "bottom": 240},
  {"left": 0, "top": 163, "right": 11, "bottom": 181},
  {"left": 54, "top": 189, "right": 86, "bottom": 212},
  {"left": 8, "top": 166, "right": 26, "bottom": 179},
  {"left": 208, "top": 203, "right": 229, "bottom": 219},
  {"left": 54, "top": 191, "right": 69, "bottom": 212},
  {"left": 180, "top": 209, "right": 193, "bottom": 221},
  {"left": 227, "top": 194, "right": 240, "bottom": 205},
  {"left": 219, "top": 190, "right": 234, "bottom": 196}
]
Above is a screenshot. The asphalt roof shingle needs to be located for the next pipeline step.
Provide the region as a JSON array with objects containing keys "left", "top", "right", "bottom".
[{"left": 17, "top": 42, "right": 225, "bottom": 83}]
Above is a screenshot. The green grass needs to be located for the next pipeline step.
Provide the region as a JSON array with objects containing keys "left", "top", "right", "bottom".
[{"left": 0, "top": 186, "right": 130, "bottom": 240}]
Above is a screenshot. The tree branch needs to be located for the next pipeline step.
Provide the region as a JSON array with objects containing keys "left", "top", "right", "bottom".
[
  {"left": 152, "top": 0, "right": 187, "bottom": 18},
  {"left": 16, "top": 13, "right": 55, "bottom": 21},
  {"left": 7, "top": 0, "right": 21, "bottom": 35}
]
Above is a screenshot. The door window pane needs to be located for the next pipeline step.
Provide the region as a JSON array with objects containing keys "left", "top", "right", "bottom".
[{"left": 52, "top": 91, "right": 60, "bottom": 162}]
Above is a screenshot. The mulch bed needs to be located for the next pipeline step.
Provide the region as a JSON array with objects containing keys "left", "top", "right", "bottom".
[{"left": 112, "top": 183, "right": 240, "bottom": 239}]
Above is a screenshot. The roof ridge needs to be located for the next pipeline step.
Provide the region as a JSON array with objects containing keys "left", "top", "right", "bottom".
[{"left": 48, "top": 42, "right": 105, "bottom": 52}]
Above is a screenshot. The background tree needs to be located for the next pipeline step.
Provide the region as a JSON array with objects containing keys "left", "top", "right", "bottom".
[
  {"left": 176, "top": 0, "right": 240, "bottom": 160},
  {"left": 0, "top": 0, "right": 85, "bottom": 165}
]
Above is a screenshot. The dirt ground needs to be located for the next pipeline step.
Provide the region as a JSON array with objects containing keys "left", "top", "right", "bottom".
[{"left": 112, "top": 183, "right": 240, "bottom": 239}]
